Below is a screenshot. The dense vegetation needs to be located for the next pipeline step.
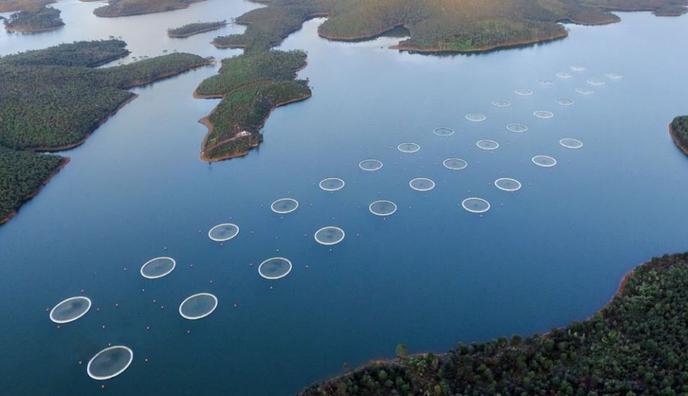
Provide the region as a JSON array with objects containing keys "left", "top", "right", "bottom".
[
  {"left": 195, "top": 50, "right": 311, "bottom": 161},
  {"left": 301, "top": 253, "right": 688, "bottom": 395},
  {"left": 4, "top": 5, "right": 63, "bottom": 33},
  {"left": 213, "top": 0, "right": 688, "bottom": 53},
  {"left": 0, "top": 0, "right": 53, "bottom": 12},
  {"left": 168, "top": 20, "right": 226, "bottom": 38},
  {"left": 0, "top": 40, "right": 210, "bottom": 223},
  {"left": 93, "top": 0, "right": 205, "bottom": 17},
  {"left": 670, "top": 116, "right": 688, "bottom": 155}
]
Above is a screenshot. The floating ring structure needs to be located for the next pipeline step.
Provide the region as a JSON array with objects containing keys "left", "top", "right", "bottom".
[
  {"left": 358, "top": 159, "right": 384, "bottom": 171},
  {"left": 208, "top": 223, "right": 239, "bottom": 242},
  {"left": 49, "top": 296, "right": 92, "bottom": 324},
  {"left": 409, "top": 178, "right": 436, "bottom": 192},
  {"left": 433, "top": 127, "right": 455, "bottom": 137},
  {"left": 570, "top": 65, "right": 586, "bottom": 72},
  {"left": 319, "top": 177, "right": 346, "bottom": 191},
  {"left": 465, "top": 113, "right": 487, "bottom": 122},
  {"left": 494, "top": 178, "right": 522, "bottom": 192},
  {"left": 476, "top": 139, "right": 500, "bottom": 151},
  {"left": 539, "top": 79, "right": 554, "bottom": 86},
  {"left": 179, "top": 293, "right": 218, "bottom": 320},
  {"left": 506, "top": 123, "right": 528, "bottom": 133},
  {"left": 271, "top": 198, "right": 299, "bottom": 214},
  {"left": 533, "top": 110, "right": 554, "bottom": 119},
  {"left": 314, "top": 226, "right": 345, "bottom": 246},
  {"left": 87, "top": 346, "right": 133, "bottom": 381},
  {"left": 532, "top": 155, "right": 558, "bottom": 168},
  {"left": 397, "top": 143, "right": 421, "bottom": 154},
  {"left": 443, "top": 158, "right": 468, "bottom": 171},
  {"left": 140, "top": 257, "right": 176, "bottom": 279},
  {"left": 586, "top": 79, "right": 606, "bottom": 87},
  {"left": 258, "top": 257, "right": 293, "bottom": 280},
  {"left": 557, "top": 98, "right": 575, "bottom": 106},
  {"left": 605, "top": 73, "right": 623, "bottom": 80},
  {"left": 514, "top": 88, "right": 534, "bottom": 96},
  {"left": 556, "top": 72, "right": 572, "bottom": 79},
  {"left": 369, "top": 200, "right": 398, "bottom": 217},
  {"left": 559, "top": 138, "right": 584, "bottom": 149},
  {"left": 461, "top": 198, "right": 491, "bottom": 214},
  {"left": 575, "top": 88, "right": 595, "bottom": 95},
  {"left": 491, "top": 99, "right": 511, "bottom": 108}
]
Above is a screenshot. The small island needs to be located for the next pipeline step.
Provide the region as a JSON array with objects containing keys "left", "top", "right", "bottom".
[
  {"left": 168, "top": 20, "right": 227, "bottom": 38},
  {"left": 213, "top": 0, "right": 688, "bottom": 53},
  {"left": 301, "top": 253, "right": 688, "bottom": 395},
  {"left": 92, "top": 0, "right": 205, "bottom": 18},
  {"left": 0, "top": 0, "right": 54, "bottom": 12},
  {"left": 670, "top": 116, "right": 688, "bottom": 156},
  {"left": 4, "top": 5, "right": 63, "bottom": 33},
  {"left": 0, "top": 40, "right": 211, "bottom": 224},
  {"left": 194, "top": 50, "right": 311, "bottom": 162}
]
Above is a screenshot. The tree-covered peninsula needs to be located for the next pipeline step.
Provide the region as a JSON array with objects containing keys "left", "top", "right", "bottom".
[
  {"left": 195, "top": 50, "right": 310, "bottom": 161},
  {"left": 213, "top": 0, "right": 688, "bottom": 53},
  {"left": 92, "top": 0, "right": 205, "bottom": 17},
  {"left": 670, "top": 116, "right": 688, "bottom": 156},
  {"left": 301, "top": 253, "right": 688, "bottom": 395},
  {"left": 0, "top": 40, "right": 211, "bottom": 223},
  {"left": 168, "top": 20, "right": 227, "bottom": 38},
  {"left": 4, "top": 5, "right": 63, "bottom": 33}
]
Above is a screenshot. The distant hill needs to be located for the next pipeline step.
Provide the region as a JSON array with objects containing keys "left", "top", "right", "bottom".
[
  {"left": 92, "top": 0, "right": 205, "bottom": 17},
  {"left": 0, "top": 0, "right": 54, "bottom": 13}
]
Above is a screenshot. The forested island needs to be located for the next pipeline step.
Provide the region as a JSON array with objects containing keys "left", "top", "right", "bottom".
[
  {"left": 91, "top": 0, "right": 205, "bottom": 17},
  {"left": 168, "top": 20, "right": 226, "bottom": 38},
  {"left": 213, "top": 0, "right": 688, "bottom": 53},
  {"left": 195, "top": 50, "right": 311, "bottom": 161},
  {"left": 4, "top": 5, "right": 63, "bottom": 32},
  {"left": 301, "top": 253, "right": 688, "bottom": 395},
  {"left": 0, "top": 40, "right": 210, "bottom": 223},
  {"left": 0, "top": 0, "right": 53, "bottom": 12},
  {"left": 670, "top": 116, "right": 688, "bottom": 156}
]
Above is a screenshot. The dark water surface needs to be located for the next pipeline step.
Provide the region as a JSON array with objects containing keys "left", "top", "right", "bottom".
[{"left": 1, "top": 1, "right": 687, "bottom": 395}]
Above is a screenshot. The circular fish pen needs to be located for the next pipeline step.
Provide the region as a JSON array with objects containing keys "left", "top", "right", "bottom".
[
  {"left": 397, "top": 143, "right": 420, "bottom": 154},
  {"left": 49, "top": 296, "right": 92, "bottom": 324},
  {"left": 559, "top": 138, "right": 584, "bottom": 149},
  {"left": 369, "top": 200, "right": 398, "bottom": 217},
  {"left": 570, "top": 65, "right": 586, "bottom": 72},
  {"left": 557, "top": 98, "right": 575, "bottom": 106},
  {"left": 409, "top": 178, "right": 436, "bottom": 192},
  {"left": 465, "top": 113, "right": 487, "bottom": 122},
  {"left": 358, "top": 159, "right": 384, "bottom": 171},
  {"left": 319, "top": 177, "right": 346, "bottom": 191},
  {"left": 208, "top": 223, "right": 240, "bottom": 242},
  {"left": 476, "top": 139, "right": 499, "bottom": 151},
  {"left": 605, "top": 73, "right": 623, "bottom": 80},
  {"left": 576, "top": 88, "right": 595, "bottom": 95},
  {"left": 271, "top": 198, "right": 299, "bottom": 214},
  {"left": 532, "top": 155, "right": 558, "bottom": 168},
  {"left": 433, "top": 127, "right": 455, "bottom": 137},
  {"left": 140, "top": 257, "right": 176, "bottom": 279},
  {"left": 556, "top": 72, "right": 572, "bottom": 79},
  {"left": 179, "top": 293, "right": 218, "bottom": 320},
  {"left": 533, "top": 110, "right": 554, "bottom": 119},
  {"left": 514, "top": 88, "right": 534, "bottom": 96},
  {"left": 258, "top": 257, "right": 293, "bottom": 280},
  {"left": 491, "top": 99, "right": 511, "bottom": 108},
  {"left": 587, "top": 79, "right": 606, "bottom": 87},
  {"left": 443, "top": 158, "right": 468, "bottom": 171},
  {"left": 506, "top": 123, "right": 528, "bottom": 133},
  {"left": 494, "top": 178, "right": 522, "bottom": 192},
  {"left": 314, "top": 226, "right": 345, "bottom": 246},
  {"left": 87, "top": 346, "right": 133, "bottom": 381},
  {"left": 461, "top": 197, "right": 491, "bottom": 214}
]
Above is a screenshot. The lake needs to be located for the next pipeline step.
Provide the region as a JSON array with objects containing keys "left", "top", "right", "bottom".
[{"left": 1, "top": 1, "right": 687, "bottom": 395}]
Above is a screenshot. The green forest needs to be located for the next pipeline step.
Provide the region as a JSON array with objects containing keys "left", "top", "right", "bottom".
[
  {"left": 671, "top": 116, "right": 688, "bottom": 153},
  {"left": 301, "top": 253, "right": 688, "bottom": 395},
  {"left": 0, "top": 40, "right": 210, "bottom": 223},
  {"left": 0, "top": 0, "right": 54, "bottom": 13},
  {"left": 93, "top": 0, "right": 205, "bottom": 17},
  {"left": 213, "top": 0, "right": 687, "bottom": 53},
  {"left": 3, "top": 5, "right": 63, "bottom": 32},
  {"left": 168, "top": 20, "right": 226, "bottom": 38},
  {"left": 195, "top": 50, "right": 311, "bottom": 161}
]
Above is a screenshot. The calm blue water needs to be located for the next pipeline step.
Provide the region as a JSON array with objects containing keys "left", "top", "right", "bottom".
[{"left": 1, "top": 1, "right": 688, "bottom": 395}]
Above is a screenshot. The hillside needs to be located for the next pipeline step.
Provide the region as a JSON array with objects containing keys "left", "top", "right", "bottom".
[
  {"left": 0, "top": 0, "right": 53, "bottom": 13},
  {"left": 93, "top": 0, "right": 205, "bottom": 17}
]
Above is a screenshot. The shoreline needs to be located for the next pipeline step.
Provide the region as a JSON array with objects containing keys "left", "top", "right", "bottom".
[
  {"left": 669, "top": 123, "right": 688, "bottom": 156},
  {"left": 0, "top": 156, "right": 70, "bottom": 225},
  {"left": 5, "top": 23, "right": 64, "bottom": 33}
]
